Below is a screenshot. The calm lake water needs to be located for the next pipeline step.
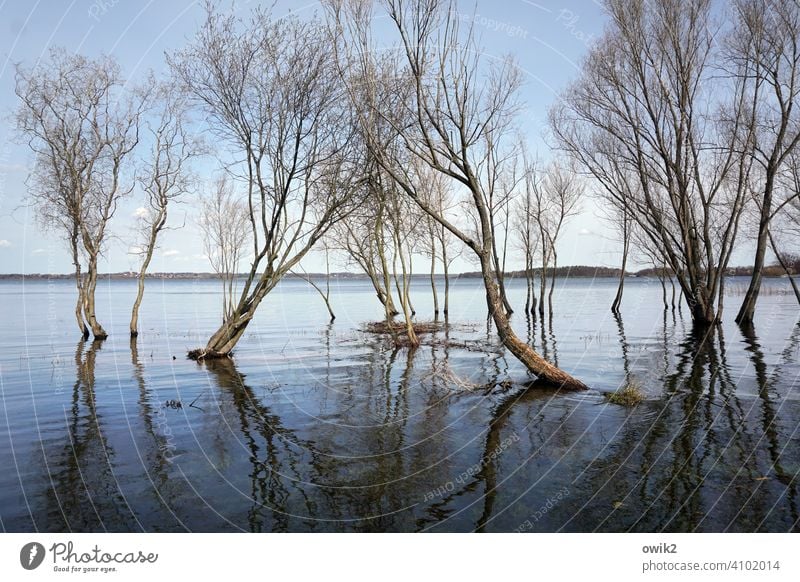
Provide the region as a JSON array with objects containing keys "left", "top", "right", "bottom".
[{"left": 0, "top": 275, "right": 798, "bottom": 532}]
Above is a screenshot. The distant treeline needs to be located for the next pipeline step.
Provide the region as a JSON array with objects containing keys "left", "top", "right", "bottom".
[{"left": 3, "top": 264, "right": 795, "bottom": 281}]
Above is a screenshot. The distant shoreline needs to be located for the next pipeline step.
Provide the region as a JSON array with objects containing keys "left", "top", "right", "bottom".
[{"left": 0, "top": 265, "right": 789, "bottom": 281}]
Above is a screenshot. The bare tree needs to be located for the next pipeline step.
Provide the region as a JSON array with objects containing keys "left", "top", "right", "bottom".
[
  {"left": 197, "top": 177, "right": 249, "bottom": 323},
  {"left": 609, "top": 204, "right": 633, "bottom": 314},
  {"left": 329, "top": 0, "right": 588, "bottom": 389},
  {"left": 514, "top": 153, "right": 541, "bottom": 314},
  {"left": 386, "top": 169, "right": 422, "bottom": 346},
  {"left": 533, "top": 161, "right": 583, "bottom": 316},
  {"left": 130, "top": 86, "right": 199, "bottom": 336},
  {"left": 422, "top": 214, "right": 440, "bottom": 317},
  {"left": 551, "top": 0, "right": 755, "bottom": 326},
  {"left": 15, "top": 48, "right": 147, "bottom": 339},
  {"left": 415, "top": 162, "right": 458, "bottom": 319},
  {"left": 329, "top": 157, "right": 400, "bottom": 319},
  {"left": 171, "top": 5, "right": 363, "bottom": 359},
  {"left": 731, "top": 0, "right": 800, "bottom": 324}
]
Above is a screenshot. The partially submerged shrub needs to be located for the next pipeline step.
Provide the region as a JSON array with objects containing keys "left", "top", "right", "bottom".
[
  {"left": 607, "top": 379, "right": 645, "bottom": 406},
  {"left": 362, "top": 320, "right": 442, "bottom": 335}
]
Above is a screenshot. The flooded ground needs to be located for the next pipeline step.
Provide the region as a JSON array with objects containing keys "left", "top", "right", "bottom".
[{"left": 0, "top": 275, "right": 798, "bottom": 532}]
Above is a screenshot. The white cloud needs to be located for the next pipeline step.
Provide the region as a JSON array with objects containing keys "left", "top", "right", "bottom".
[
  {"left": 162, "top": 249, "right": 180, "bottom": 257},
  {"left": 0, "top": 239, "right": 11, "bottom": 248},
  {"left": 578, "top": 228, "right": 596, "bottom": 236},
  {"left": 133, "top": 207, "right": 150, "bottom": 219},
  {"left": 31, "top": 248, "right": 47, "bottom": 255},
  {"left": 128, "top": 245, "right": 144, "bottom": 255}
]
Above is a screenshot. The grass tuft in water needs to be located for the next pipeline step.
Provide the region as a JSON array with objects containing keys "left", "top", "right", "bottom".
[{"left": 607, "top": 379, "right": 645, "bottom": 406}]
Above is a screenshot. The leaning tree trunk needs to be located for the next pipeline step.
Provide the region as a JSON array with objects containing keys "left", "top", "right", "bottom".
[
  {"left": 83, "top": 254, "right": 108, "bottom": 340},
  {"left": 480, "top": 254, "right": 586, "bottom": 390},
  {"left": 297, "top": 272, "right": 336, "bottom": 323},
  {"left": 189, "top": 274, "right": 278, "bottom": 359}
]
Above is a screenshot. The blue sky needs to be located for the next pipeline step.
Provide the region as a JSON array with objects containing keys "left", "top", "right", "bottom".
[{"left": 0, "top": 0, "right": 622, "bottom": 274}]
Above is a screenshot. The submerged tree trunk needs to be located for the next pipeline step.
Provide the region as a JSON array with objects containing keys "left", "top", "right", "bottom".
[
  {"left": 430, "top": 236, "right": 439, "bottom": 318},
  {"left": 658, "top": 268, "right": 668, "bottom": 310},
  {"left": 392, "top": 239, "right": 418, "bottom": 348},
  {"left": 548, "top": 248, "right": 558, "bottom": 315},
  {"left": 611, "top": 214, "right": 629, "bottom": 314},
  {"left": 71, "top": 231, "right": 89, "bottom": 339},
  {"left": 83, "top": 254, "right": 107, "bottom": 340},
  {"left": 538, "top": 247, "right": 548, "bottom": 320},
  {"left": 130, "top": 208, "right": 166, "bottom": 337},
  {"left": 670, "top": 276, "right": 677, "bottom": 311},
  {"left": 376, "top": 223, "right": 399, "bottom": 317},
  {"left": 736, "top": 183, "right": 772, "bottom": 325},
  {"left": 130, "top": 252, "right": 152, "bottom": 337},
  {"left": 407, "top": 253, "right": 416, "bottom": 317},
  {"left": 442, "top": 234, "right": 450, "bottom": 317}
]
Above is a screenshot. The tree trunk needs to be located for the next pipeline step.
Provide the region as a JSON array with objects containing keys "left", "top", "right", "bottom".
[
  {"left": 407, "top": 254, "right": 416, "bottom": 317},
  {"left": 378, "top": 238, "right": 399, "bottom": 317},
  {"left": 611, "top": 218, "right": 629, "bottom": 314},
  {"left": 689, "top": 291, "right": 716, "bottom": 326},
  {"left": 524, "top": 256, "right": 532, "bottom": 314},
  {"left": 71, "top": 236, "right": 89, "bottom": 338},
  {"left": 768, "top": 228, "right": 800, "bottom": 304},
  {"left": 492, "top": 243, "right": 513, "bottom": 316},
  {"left": 442, "top": 238, "right": 450, "bottom": 317},
  {"left": 393, "top": 243, "right": 418, "bottom": 347},
  {"left": 481, "top": 255, "right": 586, "bottom": 390},
  {"left": 548, "top": 249, "right": 558, "bottom": 315},
  {"left": 189, "top": 273, "right": 279, "bottom": 359},
  {"left": 670, "top": 277, "right": 677, "bottom": 311},
  {"left": 130, "top": 243, "right": 156, "bottom": 337},
  {"left": 83, "top": 254, "right": 107, "bottom": 340},
  {"left": 736, "top": 175, "right": 774, "bottom": 325},
  {"left": 430, "top": 233, "right": 439, "bottom": 318},
  {"left": 538, "top": 250, "right": 547, "bottom": 320}
]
